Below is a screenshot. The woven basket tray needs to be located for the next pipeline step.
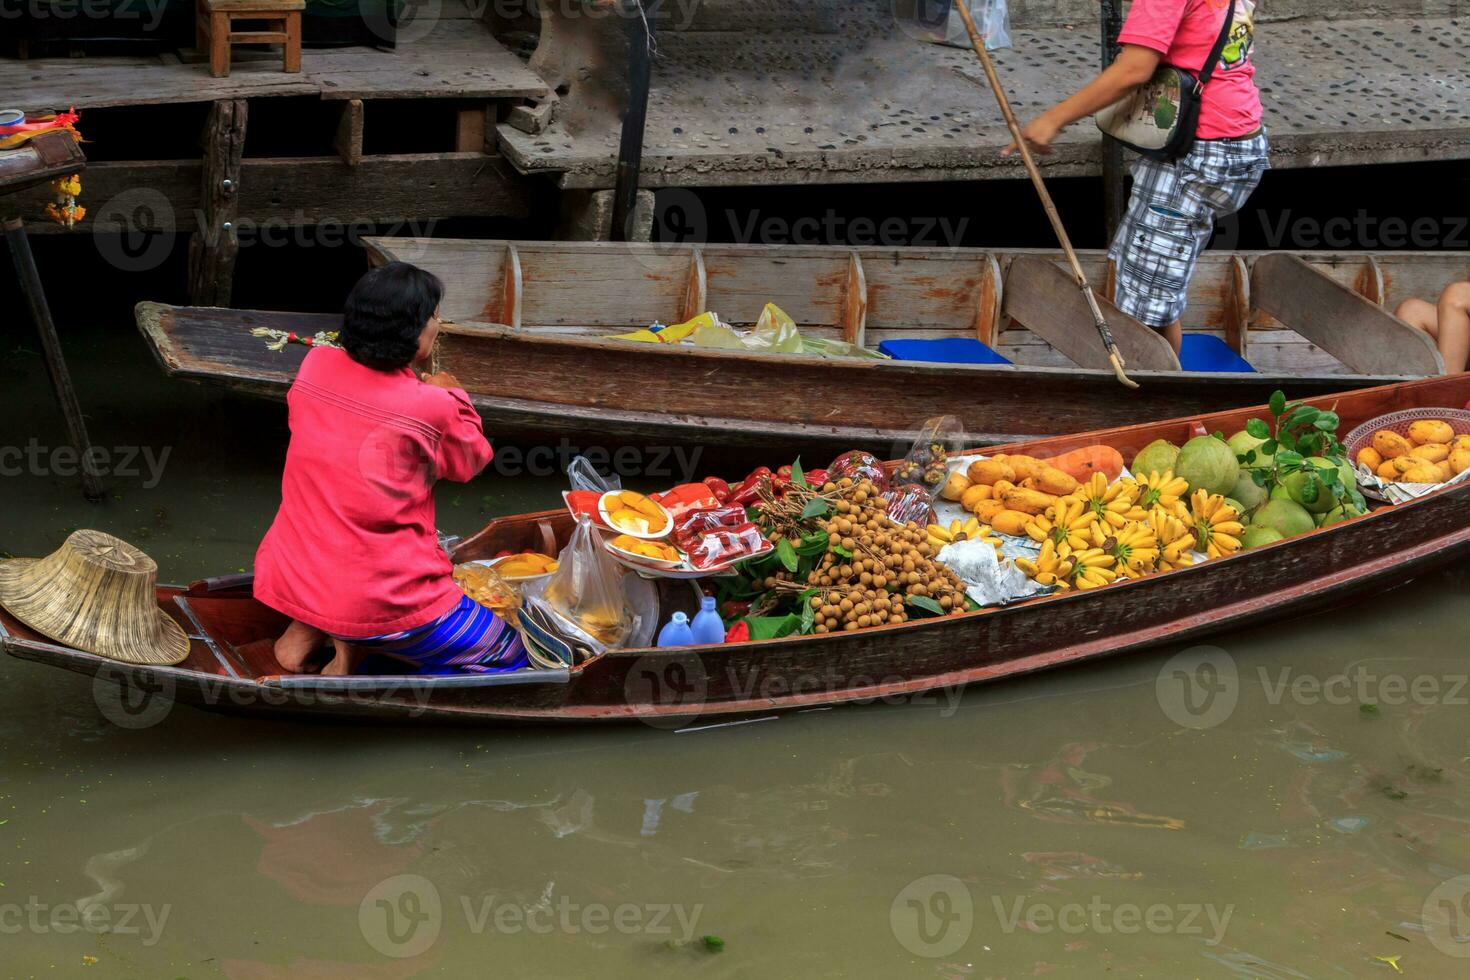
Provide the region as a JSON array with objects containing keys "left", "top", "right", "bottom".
[{"left": 1343, "top": 407, "right": 1470, "bottom": 503}]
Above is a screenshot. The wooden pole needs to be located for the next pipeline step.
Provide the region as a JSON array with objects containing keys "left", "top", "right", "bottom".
[
  {"left": 187, "top": 99, "right": 247, "bottom": 307},
  {"left": 1099, "top": 0, "right": 1126, "bottom": 241},
  {"left": 609, "top": 0, "right": 655, "bottom": 242},
  {"left": 3, "top": 216, "right": 105, "bottom": 501},
  {"left": 952, "top": 1, "right": 1138, "bottom": 389}
]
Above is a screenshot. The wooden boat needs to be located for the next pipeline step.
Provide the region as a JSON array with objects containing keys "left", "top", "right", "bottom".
[
  {"left": 6, "top": 373, "right": 1470, "bottom": 726},
  {"left": 135, "top": 241, "right": 1464, "bottom": 450}
]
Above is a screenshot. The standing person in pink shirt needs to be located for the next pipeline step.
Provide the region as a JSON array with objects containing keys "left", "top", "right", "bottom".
[
  {"left": 254, "top": 262, "right": 527, "bottom": 676},
  {"left": 1005, "top": 0, "right": 1267, "bottom": 355}
]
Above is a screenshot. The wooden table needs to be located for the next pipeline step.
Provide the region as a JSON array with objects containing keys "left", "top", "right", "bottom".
[{"left": 197, "top": 0, "right": 305, "bottom": 79}]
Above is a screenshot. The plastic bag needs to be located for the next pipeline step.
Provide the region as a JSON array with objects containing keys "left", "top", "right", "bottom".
[
  {"left": 892, "top": 415, "right": 967, "bottom": 502},
  {"left": 452, "top": 562, "right": 521, "bottom": 624},
  {"left": 900, "top": 0, "right": 1011, "bottom": 51},
  {"left": 542, "top": 515, "right": 634, "bottom": 649},
  {"left": 883, "top": 484, "right": 934, "bottom": 526},
  {"left": 567, "top": 454, "right": 621, "bottom": 495},
  {"left": 688, "top": 303, "right": 804, "bottom": 354},
  {"left": 828, "top": 450, "right": 889, "bottom": 489}
]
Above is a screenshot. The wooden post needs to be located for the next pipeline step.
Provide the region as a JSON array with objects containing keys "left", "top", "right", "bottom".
[
  {"left": 335, "top": 98, "right": 364, "bottom": 167},
  {"left": 455, "top": 105, "right": 487, "bottom": 153},
  {"left": 609, "top": 0, "right": 655, "bottom": 242},
  {"left": 3, "top": 217, "right": 105, "bottom": 501},
  {"left": 188, "top": 99, "right": 248, "bottom": 307}
]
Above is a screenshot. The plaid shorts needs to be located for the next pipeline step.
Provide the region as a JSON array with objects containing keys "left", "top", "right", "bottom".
[{"left": 1108, "top": 133, "right": 1270, "bottom": 328}]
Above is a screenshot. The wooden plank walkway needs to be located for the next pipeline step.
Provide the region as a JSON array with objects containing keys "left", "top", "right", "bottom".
[
  {"left": 499, "top": 11, "right": 1470, "bottom": 187},
  {"left": 7, "top": 2, "right": 547, "bottom": 112}
]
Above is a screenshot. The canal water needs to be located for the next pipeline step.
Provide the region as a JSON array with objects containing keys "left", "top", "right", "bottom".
[{"left": 4, "top": 182, "right": 1470, "bottom": 976}]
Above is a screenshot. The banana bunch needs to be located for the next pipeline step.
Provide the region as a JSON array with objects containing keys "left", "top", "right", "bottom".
[
  {"left": 927, "top": 517, "right": 1001, "bottom": 554},
  {"left": 1101, "top": 522, "right": 1160, "bottom": 579},
  {"left": 1024, "top": 496, "right": 1098, "bottom": 552},
  {"left": 1015, "top": 539, "right": 1074, "bottom": 590},
  {"left": 1187, "top": 490, "right": 1244, "bottom": 559},
  {"left": 1072, "top": 472, "right": 1147, "bottom": 529},
  {"left": 1066, "top": 547, "right": 1119, "bottom": 590},
  {"left": 1150, "top": 507, "right": 1196, "bottom": 571},
  {"left": 1128, "top": 470, "right": 1190, "bottom": 519}
]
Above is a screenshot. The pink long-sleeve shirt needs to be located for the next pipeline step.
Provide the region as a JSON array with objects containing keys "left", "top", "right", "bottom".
[{"left": 253, "top": 345, "right": 492, "bottom": 638}]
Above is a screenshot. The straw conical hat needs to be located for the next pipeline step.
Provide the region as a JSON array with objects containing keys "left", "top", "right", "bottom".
[{"left": 0, "top": 530, "right": 189, "bottom": 666}]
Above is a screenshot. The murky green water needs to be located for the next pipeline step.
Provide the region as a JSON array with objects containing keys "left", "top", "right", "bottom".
[{"left": 4, "top": 316, "right": 1470, "bottom": 979}]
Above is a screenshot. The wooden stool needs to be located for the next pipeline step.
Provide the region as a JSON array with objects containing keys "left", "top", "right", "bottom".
[{"left": 197, "top": 0, "right": 304, "bottom": 79}]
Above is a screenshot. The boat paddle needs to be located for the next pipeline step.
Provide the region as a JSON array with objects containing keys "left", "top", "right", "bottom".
[{"left": 951, "top": 1, "right": 1139, "bottom": 390}]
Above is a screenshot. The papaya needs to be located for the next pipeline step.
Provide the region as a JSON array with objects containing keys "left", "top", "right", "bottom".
[
  {"left": 967, "top": 459, "right": 1015, "bottom": 486},
  {"left": 1043, "top": 445, "right": 1125, "bottom": 483},
  {"left": 1372, "top": 430, "right": 1414, "bottom": 460},
  {"left": 990, "top": 509, "right": 1032, "bottom": 536},
  {"left": 1408, "top": 419, "right": 1455, "bottom": 446}
]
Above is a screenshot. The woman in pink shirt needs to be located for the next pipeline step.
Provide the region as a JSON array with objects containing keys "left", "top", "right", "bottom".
[
  {"left": 1006, "top": 0, "right": 1268, "bottom": 355},
  {"left": 255, "top": 262, "right": 527, "bottom": 676}
]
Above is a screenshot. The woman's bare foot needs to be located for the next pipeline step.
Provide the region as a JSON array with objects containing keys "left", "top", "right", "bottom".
[
  {"left": 274, "top": 619, "right": 327, "bottom": 673},
  {"left": 322, "top": 638, "right": 364, "bottom": 677}
]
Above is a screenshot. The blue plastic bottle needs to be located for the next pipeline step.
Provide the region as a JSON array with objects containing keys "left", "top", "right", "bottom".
[
  {"left": 657, "top": 611, "right": 695, "bottom": 647},
  {"left": 690, "top": 596, "right": 726, "bottom": 645}
]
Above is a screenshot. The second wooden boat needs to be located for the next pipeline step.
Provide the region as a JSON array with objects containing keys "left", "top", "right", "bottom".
[
  {"left": 7, "top": 373, "right": 1470, "bottom": 726},
  {"left": 137, "top": 241, "right": 1460, "bottom": 449}
]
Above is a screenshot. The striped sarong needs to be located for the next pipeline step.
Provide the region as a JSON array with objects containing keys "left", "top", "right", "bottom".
[{"left": 344, "top": 594, "right": 528, "bottom": 674}]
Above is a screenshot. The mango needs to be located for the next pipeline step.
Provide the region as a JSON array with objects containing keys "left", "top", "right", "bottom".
[
  {"left": 1401, "top": 464, "right": 1445, "bottom": 484},
  {"left": 941, "top": 471, "right": 973, "bottom": 502},
  {"left": 1005, "top": 455, "right": 1047, "bottom": 481},
  {"left": 1036, "top": 466, "right": 1079, "bottom": 496},
  {"left": 1450, "top": 448, "right": 1470, "bottom": 476},
  {"left": 960, "top": 485, "right": 993, "bottom": 511},
  {"left": 1001, "top": 488, "right": 1058, "bottom": 516},
  {"left": 971, "top": 499, "right": 1007, "bottom": 523},
  {"left": 1376, "top": 460, "right": 1400, "bottom": 481},
  {"left": 967, "top": 459, "right": 1014, "bottom": 486},
  {"left": 990, "top": 509, "right": 1032, "bottom": 536},
  {"left": 1372, "top": 430, "right": 1413, "bottom": 460},
  {"left": 1408, "top": 419, "right": 1454, "bottom": 446},
  {"left": 1356, "top": 446, "right": 1383, "bottom": 471},
  {"left": 1414, "top": 442, "right": 1451, "bottom": 464}
]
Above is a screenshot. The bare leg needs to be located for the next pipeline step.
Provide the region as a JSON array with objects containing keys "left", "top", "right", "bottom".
[
  {"left": 1436, "top": 283, "right": 1470, "bottom": 374},
  {"left": 1161, "top": 320, "right": 1183, "bottom": 356},
  {"left": 274, "top": 619, "right": 326, "bottom": 673},
  {"left": 322, "top": 638, "right": 365, "bottom": 676},
  {"left": 1395, "top": 297, "right": 1440, "bottom": 338}
]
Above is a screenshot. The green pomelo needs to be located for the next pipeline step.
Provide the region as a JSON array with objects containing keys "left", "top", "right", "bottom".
[
  {"left": 1230, "top": 471, "right": 1269, "bottom": 514},
  {"left": 1132, "top": 439, "right": 1180, "bottom": 478},
  {"left": 1227, "top": 429, "right": 1276, "bottom": 469},
  {"left": 1284, "top": 456, "right": 1356, "bottom": 515},
  {"left": 1252, "top": 499, "right": 1317, "bottom": 539},
  {"left": 1176, "top": 436, "right": 1241, "bottom": 496},
  {"left": 1240, "top": 525, "right": 1285, "bottom": 549},
  {"left": 1320, "top": 503, "right": 1367, "bottom": 528}
]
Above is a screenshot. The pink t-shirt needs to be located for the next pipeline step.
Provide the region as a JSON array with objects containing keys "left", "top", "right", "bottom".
[
  {"left": 1119, "top": 0, "right": 1262, "bottom": 140},
  {"left": 254, "top": 346, "right": 493, "bottom": 638}
]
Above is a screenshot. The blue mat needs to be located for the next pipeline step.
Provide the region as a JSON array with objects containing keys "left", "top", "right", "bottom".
[
  {"left": 878, "top": 337, "right": 1012, "bottom": 365},
  {"left": 1180, "top": 334, "right": 1255, "bottom": 373}
]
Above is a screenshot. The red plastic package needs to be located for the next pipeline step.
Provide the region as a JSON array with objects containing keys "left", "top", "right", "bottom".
[
  {"left": 564, "top": 490, "right": 604, "bottom": 524},
  {"left": 687, "top": 522, "right": 770, "bottom": 571},
  {"left": 653, "top": 483, "right": 721, "bottom": 520},
  {"left": 671, "top": 505, "right": 748, "bottom": 551},
  {"left": 883, "top": 484, "right": 933, "bottom": 526}
]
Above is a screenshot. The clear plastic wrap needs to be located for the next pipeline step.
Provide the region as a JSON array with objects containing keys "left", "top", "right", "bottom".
[
  {"left": 892, "top": 415, "right": 967, "bottom": 502},
  {"left": 827, "top": 450, "right": 890, "bottom": 489},
  {"left": 671, "top": 505, "right": 749, "bottom": 552},
  {"left": 567, "top": 455, "right": 621, "bottom": 495},
  {"left": 686, "top": 523, "right": 769, "bottom": 571},
  {"left": 542, "top": 515, "right": 634, "bottom": 648}
]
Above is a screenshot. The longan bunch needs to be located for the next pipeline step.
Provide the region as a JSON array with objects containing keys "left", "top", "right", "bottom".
[{"left": 802, "top": 477, "right": 968, "bottom": 634}]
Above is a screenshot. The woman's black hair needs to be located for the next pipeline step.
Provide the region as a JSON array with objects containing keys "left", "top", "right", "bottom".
[{"left": 338, "top": 262, "right": 445, "bottom": 370}]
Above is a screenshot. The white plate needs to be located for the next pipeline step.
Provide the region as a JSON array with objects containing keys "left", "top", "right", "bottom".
[
  {"left": 467, "top": 556, "right": 557, "bottom": 584},
  {"left": 604, "top": 537, "right": 684, "bottom": 570},
  {"left": 597, "top": 491, "right": 673, "bottom": 539}
]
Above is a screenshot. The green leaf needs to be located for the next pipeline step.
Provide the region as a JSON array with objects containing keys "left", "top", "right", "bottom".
[
  {"left": 906, "top": 595, "right": 945, "bottom": 617},
  {"left": 1262, "top": 439, "right": 1279, "bottom": 454},
  {"left": 1276, "top": 450, "right": 1304, "bottom": 468},
  {"left": 702, "top": 935, "right": 726, "bottom": 952},
  {"left": 1269, "top": 390, "right": 1288, "bottom": 417},
  {"left": 963, "top": 595, "right": 981, "bottom": 612},
  {"left": 1287, "top": 406, "right": 1321, "bottom": 428},
  {"left": 1300, "top": 477, "right": 1319, "bottom": 504},
  {"left": 1279, "top": 432, "right": 1299, "bottom": 452},
  {"left": 832, "top": 543, "right": 853, "bottom": 559},
  {"left": 1251, "top": 470, "right": 1267, "bottom": 487},
  {"left": 800, "top": 601, "right": 815, "bottom": 634},
  {"left": 791, "top": 457, "right": 808, "bottom": 489},
  {"left": 1313, "top": 415, "right": 1339, "bottom": 432},
  {"left": 1246, "top": 417, "right": 1271, "bottom": 440},
  {"left": 744, "top": 615, "right": 800, "bottom": 640},
  {"left": 1349, "top": 487, "right": 1367, "bottom": 511},
  {"left": 776, "top": 537, "right": 799, "bottom": 572},
  {"left": 800, "top": 497, "right": 832, "bottom": 520},
  {"left": 795, "top": 530, "right": 829, "bottom": 555}
]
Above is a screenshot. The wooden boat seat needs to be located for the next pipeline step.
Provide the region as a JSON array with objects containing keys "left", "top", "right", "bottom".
[
  {"left": 1179, "top": 334, "right": 1254, "bottom": 374},
  {"left": 877, "top": 337, "right": 1011, "bottom": 365}
]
